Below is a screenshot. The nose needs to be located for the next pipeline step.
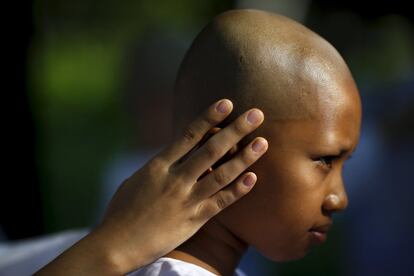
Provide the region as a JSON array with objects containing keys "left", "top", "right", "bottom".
[{"left": 322, "top": 175, "right": 349, "bottom": 215}]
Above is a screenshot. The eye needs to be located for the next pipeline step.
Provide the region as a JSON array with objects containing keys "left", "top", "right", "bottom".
[{"left": 316, "top": 155, "right": 337, "bottom": 169}]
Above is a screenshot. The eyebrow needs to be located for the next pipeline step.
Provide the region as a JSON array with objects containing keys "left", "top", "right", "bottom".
[{"left": 338, "top": 147, "right": 357, "bottom": 158}]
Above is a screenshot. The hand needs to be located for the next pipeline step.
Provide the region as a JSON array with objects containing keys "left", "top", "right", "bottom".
[{"left": 35, "top": 99, "right": 268, "bottom": 275}]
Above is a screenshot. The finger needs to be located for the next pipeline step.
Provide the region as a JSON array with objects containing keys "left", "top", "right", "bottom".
[
  {"left": 184, "top": 127, "right": 223, "bottom": 174},
  {"left": 199, "top": 127, "right": 222, "bottom": 147},
  {"left": 198, "top": 172, "right": 257, "bottom": 220},
  {"left": 160, "top": 99, "right": 233, "bottom": 164},
  {"left": 193, "top": 137, "right": 268, "bottom": 199},
  {"left": 196, "top": 127, "right": 222, "bottom": 179},
  {"left": 177, "top": 108, "right": 264, "bottom": 181}
]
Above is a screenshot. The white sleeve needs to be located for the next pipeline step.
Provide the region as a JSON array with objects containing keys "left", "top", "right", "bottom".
[{"left": 128, "top": 257, "right": 217, "bottom": 276}]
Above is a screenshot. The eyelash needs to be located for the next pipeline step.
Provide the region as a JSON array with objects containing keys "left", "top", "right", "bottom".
[
  {"left": 313, "top": 151, "right": 354, "bottom": 171},
  {"left": 316, "top": 156, "right": 337, "bottom": 169}
]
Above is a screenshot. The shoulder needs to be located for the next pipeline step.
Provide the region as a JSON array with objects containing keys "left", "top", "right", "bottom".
[{"left": 128, "top": 257, "right": 218, "bottom": 276}]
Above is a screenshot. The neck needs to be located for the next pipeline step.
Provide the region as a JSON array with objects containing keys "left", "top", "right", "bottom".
[{"left": 165, "top": 219, "right": 247, "bottom": 275}]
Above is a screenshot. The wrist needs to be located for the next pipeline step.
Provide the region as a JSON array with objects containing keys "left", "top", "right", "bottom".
[
  {"left": 89, "top": 225, "right": 148, "bottom": 275},
  {"left": 85, "top": 227, "right": 129, "bottom": 275}
]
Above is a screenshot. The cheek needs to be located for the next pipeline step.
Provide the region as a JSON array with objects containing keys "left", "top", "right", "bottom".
[
  {"left": 254, "top": 152, "right": 323, "bottom": 212},
  {"left": 218, "top": 152, "right": 326, "bottom": 260},
  {"left": 254, "top": 156, "right": 322, "bottom": 229}
]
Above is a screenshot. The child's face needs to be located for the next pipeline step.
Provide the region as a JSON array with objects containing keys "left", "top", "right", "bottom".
[{"left": 217, "top": 85, "right": 361, "bottom": 261}]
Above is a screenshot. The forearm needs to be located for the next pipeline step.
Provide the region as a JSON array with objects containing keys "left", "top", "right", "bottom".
[{"left": 34, "top": 228, "right": 141, "bottom": 276}]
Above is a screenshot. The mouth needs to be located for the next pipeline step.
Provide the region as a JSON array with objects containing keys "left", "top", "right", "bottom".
[{"left": 308, "top": 223, "right": 332, "bottom": 245}]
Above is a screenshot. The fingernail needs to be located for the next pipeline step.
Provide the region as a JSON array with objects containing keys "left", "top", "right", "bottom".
[
  {"left": 243, "top": 174, "right": 256, "bottom": 187},
  {"left": 246, "top": 110, "right": 263, "bottom": 125},
  {"left": 252, "top": 139, "right": 266, "bottom": 153},
  {"left": 216, "top": 100, "right": 230, "bottom": 113}
]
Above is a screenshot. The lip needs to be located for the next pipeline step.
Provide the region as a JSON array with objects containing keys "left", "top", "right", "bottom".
[
  {"left": 309, "top": 223, "right": 332, "bottom": 245},
  {"left": 309, "top": 230, "right": 327, "bottom": 245}
]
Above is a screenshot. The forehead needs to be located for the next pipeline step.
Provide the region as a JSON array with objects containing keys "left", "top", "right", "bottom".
[{"left": 260, "top": 90, "right": 361, "bottom": 152}]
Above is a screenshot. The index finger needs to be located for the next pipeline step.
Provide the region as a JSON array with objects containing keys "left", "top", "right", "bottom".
[{"left": 160, "top": 99, "right": 233, "bottom": 164}]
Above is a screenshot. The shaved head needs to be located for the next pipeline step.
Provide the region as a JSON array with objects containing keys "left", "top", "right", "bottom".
[
  {"left": 173, "top": 9, "right": 358, "bottom": 136},
  {"left": 169, "top": 9, "right": 362, "bottom": 264}
]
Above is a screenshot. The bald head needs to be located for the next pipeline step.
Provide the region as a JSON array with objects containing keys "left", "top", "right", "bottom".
[
  {"left": 171, "top": 10, "right": 362, "bottom": 263},
  {"left": 173, "top": 9, "right": 358, "bottom": 134}
]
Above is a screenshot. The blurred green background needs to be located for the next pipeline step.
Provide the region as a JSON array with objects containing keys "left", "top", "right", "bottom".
[{"left": 30, "top": 0, "right": 235, "bottom": 232}]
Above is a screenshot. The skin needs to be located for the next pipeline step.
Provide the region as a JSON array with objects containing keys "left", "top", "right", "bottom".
[
  {"left": 35, "top": 99, "right": 268, "bottom": 275},
  {"left": 168, "top": 9, "right": 362, "bottom": 275}
]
